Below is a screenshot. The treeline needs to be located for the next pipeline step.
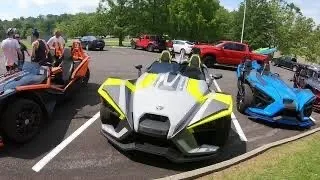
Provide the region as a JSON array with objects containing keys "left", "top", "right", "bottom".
[{"left": 1, "top": 0, "right": 320, "bottom": 62}]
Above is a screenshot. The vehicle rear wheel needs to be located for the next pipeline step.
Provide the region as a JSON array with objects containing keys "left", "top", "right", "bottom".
[
  {"left": 147, "top": 45, "right": 154, "bottom": 52},
  {"left": 99, "top": 47, "right": 104, "bottom": 51},
  {"left": 237, "top": 83, "right": 254, "bottom": 113},
  {"left": 2, "top": 99, "right": 43, "bottom": 143},
  {"left": 203, "top": 55, "right": 216, "bottom": 68}
]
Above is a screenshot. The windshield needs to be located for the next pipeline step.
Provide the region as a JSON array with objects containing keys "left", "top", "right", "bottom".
[
  {"left": 147, "top": 61, "right": 181, "bottom": 74},
  {"left": 214, "top": 41, "right": 225, "bottom": 47},
  {"left": 186, "top": 41, "right": 194, "bottom": 45}
]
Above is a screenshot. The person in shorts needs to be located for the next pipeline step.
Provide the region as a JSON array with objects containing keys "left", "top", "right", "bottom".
[
  {"left": 1, "top": 28, "right": 23, "bottom": 72},
  {"left": 14, "top": 33, "right": 30, "bottom": 70}
]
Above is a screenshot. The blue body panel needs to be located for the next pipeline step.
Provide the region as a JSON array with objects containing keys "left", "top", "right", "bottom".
[
  {"left": 237, "top": 60, "right": 316, "bottom": 128},
  {"left": 0, "top": 62, "right": 47, "bottom": 100}
]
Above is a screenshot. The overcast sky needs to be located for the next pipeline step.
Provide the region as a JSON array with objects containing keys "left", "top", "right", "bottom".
[{"left": 1, "top": 0, "right": 319, "bottom": 24}]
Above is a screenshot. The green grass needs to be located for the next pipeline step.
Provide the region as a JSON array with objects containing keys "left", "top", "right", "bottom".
[{"left": 199, "top": 132, "right": 320, "bottom": 180}]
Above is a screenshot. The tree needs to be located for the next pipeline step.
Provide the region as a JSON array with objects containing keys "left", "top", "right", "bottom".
[{"left": 98, "top": 0, "right": 132, "bottom": 46}]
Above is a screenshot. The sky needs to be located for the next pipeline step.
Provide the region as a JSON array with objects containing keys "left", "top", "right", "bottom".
[{"left": 0, "top": 0, "right": 319, "bottom": 24}]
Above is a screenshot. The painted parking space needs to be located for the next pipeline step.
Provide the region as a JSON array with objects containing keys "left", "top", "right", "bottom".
[{"left": 0, "top": 48, "right": 318, "bottom": 179}]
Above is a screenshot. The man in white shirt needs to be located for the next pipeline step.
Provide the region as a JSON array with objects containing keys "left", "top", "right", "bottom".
[
  {"left": 47, "top": 30, "right": 65, "bottom": 66},
  {"left": 1, "top": 28, "right": 23, "bottom": 71}
]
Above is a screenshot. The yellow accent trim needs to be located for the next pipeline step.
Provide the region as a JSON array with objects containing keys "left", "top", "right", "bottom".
[
  {"left": 98, "top": 78, "right": 136, "bottom": 120},
  {"left": 187, "top": 79, "right": 205, "bottom": 103},
  {"left": 187, "top": 93, "right": 233, "bottom": 129},
  {"left": 136, "top": 73, "right": 158, "bottom": 90}
]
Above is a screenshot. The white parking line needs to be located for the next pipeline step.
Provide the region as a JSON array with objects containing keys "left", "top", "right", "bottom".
[
  {"left": 32, "top": 112, "right": 101, "bottom": 172},
  {"left": 213, "top": 79, "right": 248, "bottom": 142},
  {"left": 310, "top": 116, "right": 316, "bottom": 122}
]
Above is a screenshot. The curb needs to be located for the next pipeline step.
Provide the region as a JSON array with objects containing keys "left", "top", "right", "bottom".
[{"left": 156, "top": 127, "right": 320, "bottom": 180}]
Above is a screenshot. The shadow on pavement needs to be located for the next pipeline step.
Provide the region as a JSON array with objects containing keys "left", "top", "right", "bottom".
[
  {"left": 0, "top": 83, "right": 101, "bottom": 160},
  {"left": 111, "top": 129, "right": 247, "bottom": 172}
]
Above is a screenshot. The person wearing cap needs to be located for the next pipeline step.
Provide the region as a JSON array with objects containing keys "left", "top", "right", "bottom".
[
  {"left": 31, "top": 29, "right": 50, "bottom": 66},
  {"left": 14, "top": 33, "right": 30, "bottom": 70},
  {"left": 47, "top": 30, "right": 65, "bottom": 66},
  {"left": 1, "top": 28, "right": 23, "bottom": 72}
]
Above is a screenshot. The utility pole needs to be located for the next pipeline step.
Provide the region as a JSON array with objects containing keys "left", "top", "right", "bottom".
[{"left": 241, "top": 0, "right": 247, "bottom": 43}]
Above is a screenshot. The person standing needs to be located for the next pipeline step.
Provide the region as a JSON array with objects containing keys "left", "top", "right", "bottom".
[
  {"left": 1, "top": 28, "right": 23, "bottom": 72},
  {"left": 14, "top": 33, "right": 30, "bottom": 70},
  {"left": 47, "top": 30, "right": 65, "bottom": 66},
  {"left": 31, "top": 29, "right": 50, "bottom": 66}
]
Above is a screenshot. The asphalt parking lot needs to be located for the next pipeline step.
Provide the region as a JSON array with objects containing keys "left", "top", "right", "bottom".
[{"left": 0, "top": 48, "right": 319, "bottom": 180}]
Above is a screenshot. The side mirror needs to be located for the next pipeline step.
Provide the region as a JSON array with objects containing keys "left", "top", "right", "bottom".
[
  {"left": 212, "top": 73, "right": 223, "bottom": 80},
  {"left": 135, "top": 65, "right": 143, "bottom": 70},
  {"left": 135, "top": 65, "right": 143, "bottom": 77}
]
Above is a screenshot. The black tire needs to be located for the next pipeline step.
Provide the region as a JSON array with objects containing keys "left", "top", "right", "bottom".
[
  {"left": 2, "top": 99, "right": 43, "bottom": 143},
  {"left": 180, "top": 48, "right": 186, "bottom": 55},
  {"left": 292, "top": 66, "right": 298, "bottom": 72},
  {"left": 99, "top": 47, "right": 104, "bottom": 51},
  {"left": 203, "top": 55, "right": 216, "bottom": 68},
  {"left": 147, "top": 44, "right": 154, "bottom": 52},
  {"left": 81, "top": 69, "right": 90, "bottom": 87},
  {"left": 212, "top": 116, "right": 231, "bottom": 146},
  {"left": 86, "top": 44, "right": 90, "bottom": 51},
  {"left": 237, "top": 83, "right": 254, "bottom": 113},
  {"left": 131, "top": 43, "right": 136, "bottom": 49}
]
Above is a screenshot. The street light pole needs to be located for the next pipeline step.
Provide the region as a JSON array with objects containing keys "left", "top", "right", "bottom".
[{"left": 241, "top": 0, "right": 247, "bottom": 43}]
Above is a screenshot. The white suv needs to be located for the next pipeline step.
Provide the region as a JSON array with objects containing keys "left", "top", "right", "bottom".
[{"left": 172, "top": 40, "right": 195, "bottom": 54}]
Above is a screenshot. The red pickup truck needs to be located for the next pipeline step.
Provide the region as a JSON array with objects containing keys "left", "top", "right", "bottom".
[
  {"left": 131, "top": 34, "right": 173, "bottom": 52},
  {"left": 192, "top": 41, "right": 268, "bottom": 67}
]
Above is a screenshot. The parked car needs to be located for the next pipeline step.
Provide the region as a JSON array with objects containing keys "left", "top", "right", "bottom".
[
  {"left": 271, "top": 56, "right": 301, "bottom": 72},
  {"left": 172, "top": 40, "right": 195, "bottom": 54},
  {"left": 80, "top": 36, "right": 105, "bottom": 51},
  {"left": 98, "top": 51, "right": 231, "bottom": 162},
  {"left": 192, "top": 41, "right": 268, "bottom": 67},
  {"left": 131, "top": 34, "right": 173, "bottom": 52},
  {"left": 236, "top": 59, "right": 315, "bottom": 128},
  {"left": 292, "top": 64, "right": 320, "bottom": 111}
]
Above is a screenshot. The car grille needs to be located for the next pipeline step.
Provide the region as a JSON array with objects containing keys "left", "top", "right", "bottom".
[{"left": 138, "top": 114, "right": 170, "bottom": 138}]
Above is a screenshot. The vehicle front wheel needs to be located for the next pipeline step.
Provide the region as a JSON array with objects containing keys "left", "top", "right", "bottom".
[
  {"left": 2, "top": 99, "right": 43, "bottom": 143},
  {"left": 292, "top": 66, "right": 298, "bottom": 72},
  {"left": 203, "top": 55, "right": 216, "bottom": 68},
  {"left": 180, "top": 48, "right": 186, "bottom": 55},
  {"left": 237, "top": 83, "right": 254, "bottom": 113},
  {"left": 147, "top": 45, "right": 154, "bottom": 52},
  {"left": 131, "top": 43, "right": 136, "bottom": 49}
]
